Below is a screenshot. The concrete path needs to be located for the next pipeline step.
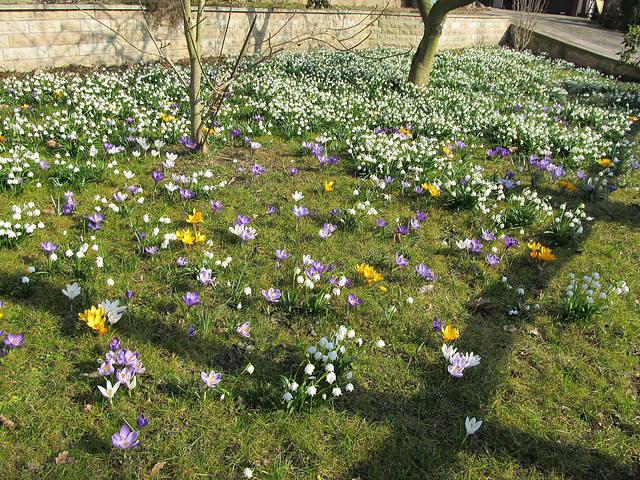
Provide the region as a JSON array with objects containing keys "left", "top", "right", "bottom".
[
  {"left": 533, "top": 14, "right": 626, "bottom": 60},
  {"left": 482, "top": 9, "right": 640, "bottom": 82}
]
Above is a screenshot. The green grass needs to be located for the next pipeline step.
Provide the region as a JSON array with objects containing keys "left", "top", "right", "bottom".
[{"left": 1, "top": 61, "right": 640, "bottom": 478}]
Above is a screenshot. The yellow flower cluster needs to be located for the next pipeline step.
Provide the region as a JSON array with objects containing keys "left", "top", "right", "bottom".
[
  {"left": 441, "top": 325, "right": 459, "bottom": 343},
  {"left": 323, "top": 180, "right": 334, "bottom": 193},
  {"left": 176, "top": 209, "right": 206, "bottom": 245},
  {"left": 597, "top": 158, "right": 612, "bottom": 168},
  {"left": 79, "top": 305, "right": 107, "bottom": 335},
  {"left": 421, "top": 183, "right": 440, "bottom": 197},
  {"left": 398, "top": 127, "right": 411, "bottom": 137},
  {"left": 161, "top": 113, "right": 176, "bottom": 123},
  {"left": 528, "top": 242, "right": 556, "bottom": 261},
  {"left": 355, "top": 263, "right": 384, "bottom": 283},
  {"left": 558, "top": 180, "right": 576, "bottom": 190},
  {"left": 202, "top": 127, "right": 215, "bottom": 135}
]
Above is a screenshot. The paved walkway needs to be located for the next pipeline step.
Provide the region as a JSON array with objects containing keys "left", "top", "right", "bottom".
[
  {"left": 482, "top": 8, "right": 638, "bottom": 82},
  {"left": 533, "top": 14, "right": 626, "bottom": 60}
]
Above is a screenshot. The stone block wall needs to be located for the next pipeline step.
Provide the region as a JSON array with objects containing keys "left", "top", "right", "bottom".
[{"left": 0, "top": 5, "right": 512, "bottom": 72}]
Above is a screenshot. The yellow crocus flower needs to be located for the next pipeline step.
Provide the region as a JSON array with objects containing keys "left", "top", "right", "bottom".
[
  {"left": 79, "top": 305, "right": 107, "bottom": 335},
  {"left": 441, "top": 325, "right": 459, "bottom": 343},
  {"left": 186, "top": 209, "right": 204, "bottom": 224},
  {"left": 324, "top": 180, "right": 334, "bottom": 193},
  {"left": 597, "top": 158, "right": 612, "bottom": 168},
  {"left": 537, "top": 246, "right": 556, "bottom": 261}
]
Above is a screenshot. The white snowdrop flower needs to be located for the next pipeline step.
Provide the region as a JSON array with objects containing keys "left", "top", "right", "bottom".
[
  {"left": 517, "top": 288, "right": 525, "bottom": 295},
  {"left": 327, "top": 351, "right": 338, "bottom": 361},
  {"left": 356, "top": 338, "right": 363, "bottom": 346},
  {"left": 314, "top": 351, "right": 322, "bottom": 360},
  {"left": 353, "top": 190, "right": 359, "bottom": 195},
  {"left": 326, "top": 372, "right": 337, "bottom": 384},
  {"left": 243, "top": 287, "right": 252, "bottom": 296},
  {"left": 325, "top": 342, "right": 334, "bottom": 350},
  {"left": 304, "top": 364, "right": 315, "bottom": 375},
  {"left": 76, "top": 251, "right": 85, "bottom": 259},
  {"left": 96, "top": 256, "right": 104, "bottom": 268},
  {"left": 308, "top": 346, "right": 317, "bottom": 355},
  {"left": 65, "top": 249, "right": 73, "bottom": 257},
  {"left": 332, "top": 387, "right": 342, "bottom": 397},
  {"left": 243, "top": 468, "right": 253, "bottom": 478},
  {"left": 345, "top": 383, "right": 354, "bottom": 392},
  {"left": 106, "top": 278, "right": 114, "bottom": 286},
  {"left": 332, "top": 288, "right": 341, "bottom": 296},
  {"left": 297, "top": 276, "right": 304, "bottom": 284},
  {"left": 306, "top": 385, "right": 317, "bottom": 396},
  {"left": 323, "top": 294, "right": 331, "bottom": 302},
  {"left": 22, "top": 276, "right": 30, "bottom": 284},
  {"left": 376, "top": 339, "right": 385, "bottom": 348},
  {"left": 406, "top": 296, "right": 414, "bottom": 304},
  {"left": 325, "top": 363, "right": 335, "bottom": 372},
  {"left": 246, "top": 364, "right": 254, "bottom": 374},
  {"left": 49, "top": 253, "right": 58, "bottom": 261},
  {"left": 283, "top": 392, "right": 293, "bottom": 401},
  {"left": 143, "top": 214, "right": 149, "bottom": 223},
  {"left": 92, "top": 244, "right": 99, "bottom": 251},
  {"left": 348, "top": 329, "right": 355, "bottom": 338}
]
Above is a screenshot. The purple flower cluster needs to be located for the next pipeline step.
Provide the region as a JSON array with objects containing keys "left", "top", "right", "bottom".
[
  {"left": 178, "top": 136, "right": 197, "bottom": 149},
  {"left": 97, "top": 337, "right": 145, "bottom": 391},
  {"left": 303, "top": 141, "right": 340, "bottom": 167},
  {"left": 529, "top": 154, "right": 565, "bottom": 179},
  {"left": 486, "top": 147, "right": 510, "bottom": 157},
  {"left": 62, "top": 190, "right": 76, "bottom": 215}
]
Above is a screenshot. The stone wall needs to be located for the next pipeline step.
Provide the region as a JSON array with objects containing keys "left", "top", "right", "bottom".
[{"left": 0, "top": 4, "right": 512, "bottom": 72}]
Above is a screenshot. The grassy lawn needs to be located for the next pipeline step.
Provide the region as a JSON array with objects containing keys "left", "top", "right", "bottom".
[{"left": 0, "top": 47, "right": 639, "bottom": 479}]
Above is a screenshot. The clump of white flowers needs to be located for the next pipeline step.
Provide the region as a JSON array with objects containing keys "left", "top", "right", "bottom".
[
  {"left": 282, "top": 325, "right": 358, "bottom": 413},
  {"left": 559, "top": 272, "right": 629, "bottom": 324}
]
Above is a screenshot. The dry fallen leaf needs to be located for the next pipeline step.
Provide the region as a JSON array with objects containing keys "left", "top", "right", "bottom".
[
  {"left": 503, "top": 325, "right": 517, "bottom": 333},
  {"left": 418, "top": 284, "right": 434, "bottom": 294},
  {"left": 0, "top": 415, "right": 15, "bottom": 428},
  {"left": 46, "top": 139, "right": 61, "bottom": 149},
  {"left": 150, "top": 461, "right": 166, "bottom": 476},
  {"left": 55, "top": 451, "right": 71, "bottom": 466},
  {"left": 529, "top": 327, "right": 540, "bottom": 336},
  {"left": 469, "top": 298, "right": 490, "bottom": 310}
]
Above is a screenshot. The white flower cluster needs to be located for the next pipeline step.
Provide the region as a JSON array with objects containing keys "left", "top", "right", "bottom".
[{"left": 0, "top": 202, "right": 44, "bottom": 247}]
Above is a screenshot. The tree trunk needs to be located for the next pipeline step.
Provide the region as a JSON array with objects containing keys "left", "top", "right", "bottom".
[
  {"left": 408, "top": 0, "right": 474, "bottom": 86},
  {"left": 183, "top": 0, "right": 209, "bottom": 153}
]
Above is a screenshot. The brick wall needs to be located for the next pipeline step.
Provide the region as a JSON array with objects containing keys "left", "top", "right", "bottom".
[{"left": 0, "top": 5, "right": 511, "bottom": 72}]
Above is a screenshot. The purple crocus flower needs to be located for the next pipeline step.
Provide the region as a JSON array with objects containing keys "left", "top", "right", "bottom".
[
  {"left": 330, "top": 208, "right": 340, "bottom": 217},
  {"left": 376, "top": 218, "right": 388, "bottom": 228},
  {"left": 3, "top": 333, "right": 24, "bottom": 348},
  {"left": 251, "top": 164, "right": 265, "bottom": 175},
  {"left": 112, "top": 425, "right": 139, "bottom": 450},
  {"left": 182, "top": 292, "right": 200, "bottom": 309},
  {"left": 292, "top": 205, "right": 309, "bottom": 218},
  {"left": 415, "top": 210, "right": 427, "bottom": 221},
  {"left": 210, "top": 200, "right": 223, "bottom": 213},
  {"left": 109, "top": 337, "right": 122, "bottom": 351},
  {"left": 237, "top": 321, "right": 251, "bottom": 338},
  {"left": 179, "top": 188, "right": 194, "bottom": 200},
  {"left": 401, "top": 181, "right": 411, "bottom": 189},
  {"left": 137, "top": 414, "right": 149, "bottom": 429},
  {"left": 266, "top": 206, "right": 277, "bottom": 215},
  {"left": 198, "top": 268, "right": 214, "bottom": 285},
  {"left": 234, "top": 214, "right": 251, "bottom": 226},
  {"left": 486, "top": 254, "right": 501, "bottom": 267},
  {"left": 433, "top": 316, "right": 444, "bottom": 331},
  {"left": 39, "top": 160, "right": 50, "bottom": 170},
  {"left": 395, "top": 252, "right": 408, "bottom": 267},
  {"left": 126, "top": 185, "right": 139, "bottom": 196},
  {"left": 503, "top": 236, "right": 518, "bottom": 249},
  {"left": 262, "top": 288, "right": 281, "bottom": 303},
  {"left": 187, "top": 325, "right": 196, "bottom": 337},
  {"left": 396, "top": 225, "right": 408, "bottom": 236},
  {"left": 468, "top": 239, "right": 483, "bottom": 253},
  {"left": 415, "top": 263, "right": 437, "bottom": 281},
  {"left": 201, "top": 370, "right": 222, "bottom": 388},
  {"left": 482, "top": 230, "right": 496, "bottom": 241},
  {"left": 41, "top": 241, "right": 59, "bottom": 254},
  {"left": 239, "top": 228, "right": 256, "bottom": 242},
  {"left": 276, "top": 249, "right": 290, "bottom": 262},
  {"left": 413, "top": 187, "right": 424, "bottom": 195},
  {"left": 576, "top": 170, "right": 586, "bottom": 179},
  {"left": 151, "top": 171, "right": 164, "bottom": 184},
  {"left": 347, "top": 293, "right": 363, "bottom": 307},
  {"left": 252, "top": 114, "right": 263, "bottom": 121},
  {"left": 144, "top": 245, "right": 158, "bottom": 255},
  {"left": 289, "top": 167, "right": 299, "bottom": 175},
  {"left": 178, "top": 136, "right": 197, "bottom": 149},
  {"left": 448, "top": 353, "right": 467, "bottom": 378},
  {"left": 410, "top": 219, "right": 421, "bottom": 230},
  {"left": 231, "top": 128, "right": 241, "bottom": 137},
  {"left": 177, "top": 257, "right": 188, "bottom": 266}
]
